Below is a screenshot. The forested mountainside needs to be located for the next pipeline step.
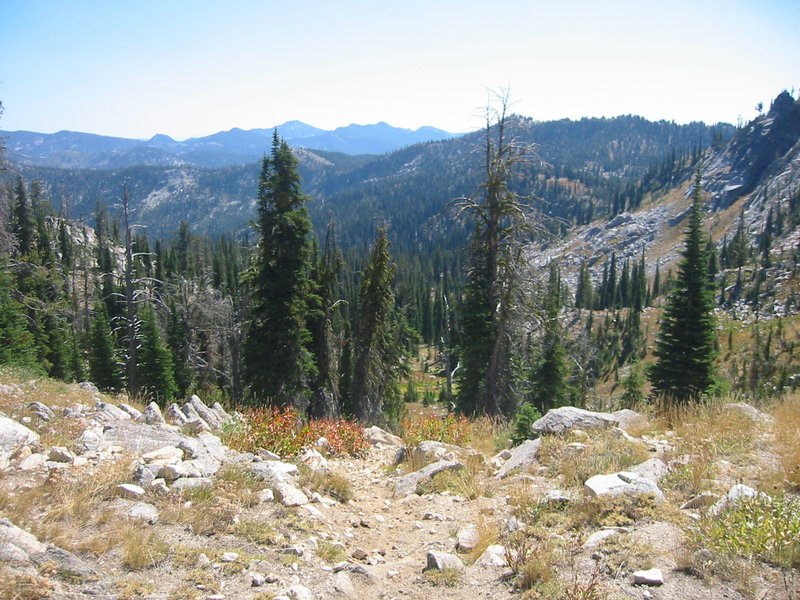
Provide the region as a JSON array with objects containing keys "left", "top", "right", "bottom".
[
  {"left": 6, "top": 115, "right": 732, "bottom": 248},
  {"left": 0, "top": 92, "right": 798, "bottom": 419}
]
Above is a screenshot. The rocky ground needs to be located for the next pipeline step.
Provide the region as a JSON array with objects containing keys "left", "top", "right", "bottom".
[{"left": 1, "top": 376, "right": 798, "bottom": 600}]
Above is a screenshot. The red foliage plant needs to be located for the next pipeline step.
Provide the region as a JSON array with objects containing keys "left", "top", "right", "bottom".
[{"left": 229, "top": 406, "right": 369, "bottom": 457}]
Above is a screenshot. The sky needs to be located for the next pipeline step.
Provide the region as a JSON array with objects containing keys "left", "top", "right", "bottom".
[{"left": 1, "top": 0, "right": 798, "bottom": 141}]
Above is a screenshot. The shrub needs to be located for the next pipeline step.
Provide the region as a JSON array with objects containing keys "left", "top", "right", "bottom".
[
  {"left": 511, "top": 402, "right": 542, "bottom": 446},
  {"left": 224, "top": 406, "right": 368, "bottom": 457},
  {"left": 692, "top": 494, "right": 800, "bottom": 569},
  {"left": 401, "top": 413, "right": 472, "bottom": 448}
]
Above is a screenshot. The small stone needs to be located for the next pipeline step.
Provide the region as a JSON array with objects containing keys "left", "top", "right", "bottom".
[
  {"left": 351, "top": 548, "right": 368, "bottom": 560},
  {"left": 197, "top": 553, "right": 211, "bottom": 567},
  {"left": 473, "top": 544, "right": 507, "bottom": 567},
  {"left": 265, "top": 573, "right": 280, "bottom": 583},
  {"left": 259, "top": 488, "right": 275, "bottom": 502},
  {"left": 425, "top": 550, "right": 465, "bottom": 572},
  {"left": 48, "top": 446, "right": 75, "bottom": 463},
  {"left": 116, "top": 483, "right": 146, "bottom": 499},
  {"left": 125, "top": 502, "right": 160, "bottom": 524},
  {"left": 280, "top": 545, "right": 304, "bottom": 556},
  {"left": 582, "top": 529, "right": 619, "bottom": 549},
  {"left": 251, "top": 572, "right": 267, "bottom": 587},
  {"left": 287, "top": 584, "right": 313, "bottom": 600},
  {"left": 455, "top": 523, "right": 479, "bottom": 552},
  {"left": 632, "top": 568, "right": 664, "bottom": 586},
  {"left": 220, "top": 552, "right": 239, "bottom": 562}
]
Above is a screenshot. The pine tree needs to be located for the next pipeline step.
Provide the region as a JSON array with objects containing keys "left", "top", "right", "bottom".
[
  {"left": 88, "top": 303, "right": 123, "bottom": 392},
  {"left": 529, "top": 264, "right": 573, "bottom": 412},
  {"left": 138, "top": 305, "right": 178, "bottom": 404},
  {"left": 350, "top": 227, "right": 399, "bottom": 424},
  {"left": 0, "top": 263, "right": 38, "bottom": 369},
  {"left": 456, "top": 93, "right": 536, "bottom": 416},
  {"left": 649, "top": 175, "right": 717, "bottom": 404},
  {"left": 243, "top": 133, "right": 315, "bottom": 406}
]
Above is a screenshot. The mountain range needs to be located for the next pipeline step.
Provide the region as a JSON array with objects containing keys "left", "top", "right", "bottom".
[{"left": 0, "top": 121, "right": 458, "bottom": 169}]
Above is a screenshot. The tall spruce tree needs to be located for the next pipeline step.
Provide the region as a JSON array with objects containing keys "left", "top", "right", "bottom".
[
  {"left": 138, "top": 305, "right": 178, "bottom": 404},
  {"left": 243, "top": 133, "right": 315, "bottom": 406},
  {"left": 88, "top": 302, "right": 123, "bottom": 392},
  {"left": 350, "top": 227, "right": 398, "bottom": 424},
  {"left": 649, "top": 175, "right": 717, "bottom": 404}
]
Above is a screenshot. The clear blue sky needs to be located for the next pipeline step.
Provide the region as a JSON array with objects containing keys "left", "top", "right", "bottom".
[{"left": 1, "top": 0, "right": 798, "bottom": 140}]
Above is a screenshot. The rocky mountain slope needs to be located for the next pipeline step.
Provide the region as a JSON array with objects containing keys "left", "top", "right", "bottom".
[{"left": 1, "top": 373, "right": 797, "bottom": 600}]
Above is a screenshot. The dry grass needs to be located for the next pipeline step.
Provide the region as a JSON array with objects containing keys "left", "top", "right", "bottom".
[
  {"left": 0, "top": 567, "right": 56, "bottom": 600},
  {"left": 503, "top": 528, "right": 561, "bottom": 592},
  {"left": 537, "top": 430, "right": 650, "bottom": 489},
  {"left": 298, "top": 466, "right": 353, "bottom": 503},
  {"left": 120, "top": 524, "right": 170, "bottom": 570},
  {"left": 772, "top": 393, "right": 800, "bottom": 490},
  {"left": 0, "top": 458, "right": 132, "bottom": 553},
  {"left": 463, "top": 518, "right": 500, "bottom": 564}
]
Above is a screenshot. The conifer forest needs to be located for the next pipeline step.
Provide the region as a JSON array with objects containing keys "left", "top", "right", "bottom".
[{"left": 2, "top": 91, "right": 800, "bottom": 428}]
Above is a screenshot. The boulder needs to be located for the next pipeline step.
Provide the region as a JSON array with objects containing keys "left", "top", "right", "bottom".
[
  {"left": 48, "top": 446, "right": 75, "bottom": 463},
  {"left": 0, "top": 415, "right": 40, "bottom": 453},
  {"left": 611, "top": 409, "right": 647, "bottom": 431},
  {"left": 629, "top": 458, "right": 669, "bottom": 482},
  {"left": 274, "top": 481, "right": 309, "bottom": 506},
  {"left": 708, "top": 484, "right": 765, "bottom": 516},
  {"left": 455, "top": 523, "right": 479, "bottom": 552},
  {"left": 584, "top": 471, "right": 665, "bottom": 501},
  {"left": 93, "top": 400, "right": 131, "bottom": 422},
  {"left": 494, "top": 438, "right": 542, "bottom": 479},
  {"left": 188, "top": 395, "right": 224, "bottom": 429},
  {"left": 141, "top": 401, "right": 166, "bottom": 425},
  {"left": 425, "top": 550, "right": 465, "bottom": 572},
  {"left": 363, "top": 425, "right": 403, "bottom": 447},
  {"left": 78, "top": 381, "right": 99, "bottom": 393},
  {"left": 288, "top": 584, "right": 314, "bottom": 600},
  {"left": 473, "top": 544, "right": 507, "bottom": 567},
  {"left": 632, "top": 568, "right": 664, "bottom": 586},
  {"left": 532, "top": 407, "right": 618, "bottom": 435},
  {"left": 393, "top": 460, "right": 466, "bottom": 497},
  {"left": 724, "top": 402, "right": 775, "bottom": 425},
  {"left": 28, "top": 401, "right": 55, "bottom": 421},
  {"left": 118, "top": 404, "right": 143, "bottom": 420}
]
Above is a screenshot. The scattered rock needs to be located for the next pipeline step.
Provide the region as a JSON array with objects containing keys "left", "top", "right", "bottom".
[
  {"left": 274, "top": 481, "right": 309, "bottom": 506},
  {"left": 48, "top": 446, "right": 75, "bottom": 463},
  {"left": 251, "top": 572, "right": 267, "bottom": 587},
  {"left": 424, "top": 550, "right": 465, "bottom": 572},
  {"left": 630, "top": 458, "right": 669, "bottom": 482},
  {"left": 29, "top": 401, "right": 55, "bottom": 421},
  {"left": 363, "top": 425, "right": 403, "bottom": 447},
  {"left": 584, "top": 471, "right": 665, "bottom": 501},
  {"left": 141, "top": 401, "right": 166, "bottom": 425},
  {"left": 709, "top": 483, "right": 765, "bottom": 516},
  {"left": 455, "top": 523, "right": 479, "bottom": 552},
  {"left": 287, "top": 584, "right": 314, "bottom": 600},
  {"left": 393, "top": 460, "right": 466, "bottom": 497},
  {"left": 78, "top": 381, "right": 99, "bottom": 393},
  {"left": 632, "top": 568, "right": 664, "bottom": 586},
  {"left": 494, "top": 438, "right": 542, "bottom": 479},
  {"left": 532, "top": 407, "right": 619, "bottom": 435},
  {"left": 116, "top": 483, "right": 146, "bottom": 499},
  {"left": 0, "top": 415, "right": 40, "bottom": 453},
  {"left": 220, "top": 551, "right": 239, "bottom": 562},
  {"left": 473, "top": 544, "right": 507, "bottom": 567}
]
